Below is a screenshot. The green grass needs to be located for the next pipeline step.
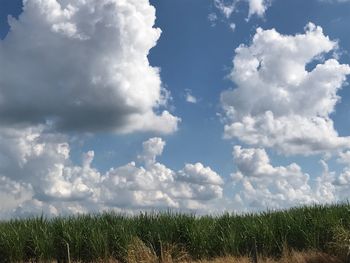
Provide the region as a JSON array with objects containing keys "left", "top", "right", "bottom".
[{"left": 0, "top": 203, "right": 349, "bottom": 262}]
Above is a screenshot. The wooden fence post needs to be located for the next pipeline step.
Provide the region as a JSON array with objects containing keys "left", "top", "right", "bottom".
[
  {"left": 250, "top": 238, "right": 258, "bottom": 263},
  {"left": 66, "top": 241, "right": 71, "bottom": 263}
]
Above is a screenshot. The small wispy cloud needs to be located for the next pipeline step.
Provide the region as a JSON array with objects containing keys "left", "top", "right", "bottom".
[
  {"left": 214, "top": 0, "right": 236, "bottom": 19},
  {"left": 208, "top": 13, "right": 218, "bottom": 26},
  {"left": 212, "top": 0, "right": 270, "bottom": 24},
  {"left": 185, "top": 89, "right": 198, "bottom": 104}
]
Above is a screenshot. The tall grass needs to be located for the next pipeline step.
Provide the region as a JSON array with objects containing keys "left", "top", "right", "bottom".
[{"left": 0, "top": 203, "right": 349, "bottom": 262}]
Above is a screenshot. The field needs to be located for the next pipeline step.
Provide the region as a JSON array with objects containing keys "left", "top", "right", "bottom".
[{"left": 0, "top": 204, "right": 349, "bottom": 262}]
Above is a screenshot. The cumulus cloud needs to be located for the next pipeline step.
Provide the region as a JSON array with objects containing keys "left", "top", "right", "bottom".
[
  {"left": 0, "top": 0, "right": 179, "bottom": 134},
  {"left": 138, "top": 137, "right": 166, "bottom": 166},
  {"left": 0, "top": 129, "right": 223, "bottom": 218},
  {"left": 0, "top": 176, "right": 32, "bottom": 215},
  {"left": 221, "top": 23, "right": 350, "bottom": 155},
  {"left": 1, "top": 124, "right": 349, "bottom": 217},
  {"left": 229, "top": 145, "right": 350, "bottom": 211},
  {"left": 332, "top": 152, "right": 350, "bottom": 199},
  {"left": 231, "top": 146, "right": 317, "bottom": 209},
  {"left": 175, "top": 163, "right": 223, "bottom": 201},
  {"left": 0, "top": 126, "right": 100, "bottom": 206},
  {"left": 337, "top": 150, "right": 350, "bottom": 164},
  {"left": 178, "top": 163, "right": 223, "bottom": 186},
  {"left": 315, "top": 160, "right": 337, "bottom": 202},
  {"left": 97, "top": 139, "right": 223, "bottom": 210}
]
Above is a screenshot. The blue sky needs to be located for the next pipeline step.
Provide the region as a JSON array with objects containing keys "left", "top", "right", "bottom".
[{"left": 0, "top": 0, "right": 350, "bottom": 217}]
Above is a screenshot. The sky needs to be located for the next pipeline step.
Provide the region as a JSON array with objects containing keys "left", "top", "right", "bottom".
[{"left": 0, "top": 0, "right": 350, "bottom": 218}]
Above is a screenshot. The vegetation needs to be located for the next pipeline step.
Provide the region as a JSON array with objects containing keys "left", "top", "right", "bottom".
[{"left": 0, "top": 203, "right": 349, "bottom": 262}]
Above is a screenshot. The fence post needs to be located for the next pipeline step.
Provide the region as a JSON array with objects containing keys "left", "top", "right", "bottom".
[
  {"left": 66, "top": 241, "right": 71, "bottom": 263},
  {"left": 250, "top": 238, "right": 258, "bottom": 263}
]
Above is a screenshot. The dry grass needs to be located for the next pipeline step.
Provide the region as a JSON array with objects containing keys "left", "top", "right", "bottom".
[
  {"left": 121, "top": 237, "right": 345, "bottom": 263},
  {"left": 92, "top": 251, "right": 343, "bottom": 262},
  {"left": 190, "top": 256, "right": 251, "bottom": 263},
  {"left": 126, "top": 237, "right": 189, "bottom": 263},
  {"left": 47, "top": 251, "right": 345, "bottom": 263},
  {"left": 328, "top": 226, "right": 350, "bottom": 261},
  {"left": 185, "top": 251, "right": 343, "bottom": 263},
  {"left": 26, "top": 236, "right": 349, "bottom": 262},
  {"left": 126, "top": 237, "right": 158, "bottom": 263}
]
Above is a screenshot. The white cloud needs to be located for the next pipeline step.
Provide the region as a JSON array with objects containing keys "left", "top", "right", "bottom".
[
  {"left": 231, "top": 146, "right": 317, "bottom": 209},
  {"left": 99, "top": 138, "right": 224, "bottom": 210},
  {"left": 214, "top": 0, "right": 236, "bottom": 19},
  {"left": 177, "top": 163, "right": 223, "bottom": 186},
  {"left": 0, "top": 176, "right": 32, "bottom": 215},
  {"left": 185, "top": 89, "right": 198, "bottom": 104},
  {"left": 186, "top": 94, "right": 197, "bottom": 104},
  {"left": 229, "top": 23, "right": 236, "bottom": 31},
  {"left": 337, "top": 150, "right": 350, "bottom": 164},
  {"left": 315, "top": 160, "right": 337, "bottom": 202},
  {"left": 0, "top": 128, "right": 224, "bottom": 218},
  {"left": 208, "top": 13, "right": 218, "bottom": 26},
  {"left": 221, "top": 23, "right": 350, "bottom": 155},
  {"left": 174, "top": 163, "right": 224, "bottom": 202},
  {"left": 0, "top": 126, "right": 101, "bottom": 206},
  {"left": 213, "top": 0, "right": 270, "bottom": 21},
  {"left": 337, "top": 169, "right": 350, "bottom": 185},
  {"left": 228, "top": 144, "right": 350, "bottom": 212},
  {"left": 247, "top": 0, "right": 270, "bottom": 18},
  {"left": 332, "top": 152, "right": 350, "bottom": 199},
  {"left": 0, "top": 124, "right": 349, "bottom": 217},
  {"left": 0, "top": 0, "right": 179, "bottom": 134},
  {"left": 229, "top": 145, "right": 348, "bottom": 211},
  {"left": 138, "top": 137, "right": 166, "bottom": 167}
]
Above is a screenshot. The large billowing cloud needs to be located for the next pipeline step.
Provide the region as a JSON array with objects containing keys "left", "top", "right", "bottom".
[
  {"left": 1, "top": 125, "right": 349, "bottom": 217},
  {"left": 1, "top": 0, "right": 350, "bottom": 217},
  {"left": 228, "top": 145, "right": 350, "bottom": 211},
  {"left": 0, "top": 0, "right": 179, "bottom": 134},
  {"left": 231, "top": 146, "right": 321, "bottom": 210},
  {"left": 0, "top": 130, "right": 223, "bottom": 218},
  {"left": 221, "top": 23, "right": 350, "bottom": 155}
]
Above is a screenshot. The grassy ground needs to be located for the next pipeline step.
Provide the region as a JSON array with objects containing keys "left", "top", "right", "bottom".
[
  {"left": 0, "top": 203, "right": 349, "bottom": 262},
  {"left": 189, "top": 251, "right": 343, "bottom": 262},
  {"left": 125, "top": 237, "right": 345, "bottom": 263}
]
